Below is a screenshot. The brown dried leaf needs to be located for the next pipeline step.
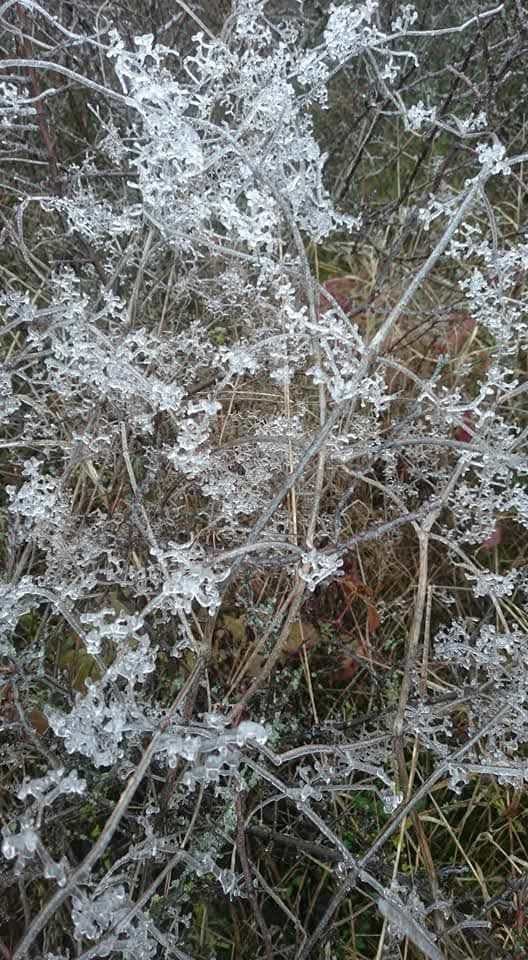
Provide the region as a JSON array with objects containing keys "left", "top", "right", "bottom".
[
  {"left": 29, "top": 709, "right": 49, "bottom": 736},
  {"left": 367, "top": 605, "right": 381, "bottom": 634}
]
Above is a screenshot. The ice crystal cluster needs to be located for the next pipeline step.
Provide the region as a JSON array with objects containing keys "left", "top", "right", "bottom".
[{"left": 1, "top": 1, "right": 527, "bottom": 957}]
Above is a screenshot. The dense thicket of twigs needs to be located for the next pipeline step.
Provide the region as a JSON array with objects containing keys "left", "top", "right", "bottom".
[{"left": 1, "top": 2, "right": 528, "bottom": 959}]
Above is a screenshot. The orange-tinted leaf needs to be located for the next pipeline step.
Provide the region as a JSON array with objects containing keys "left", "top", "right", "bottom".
[{"left": 341, "top": 576, "right": 359, "bottom": 599}]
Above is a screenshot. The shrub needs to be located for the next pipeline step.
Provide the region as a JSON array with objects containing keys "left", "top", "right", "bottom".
[{"left": 1, "top": 2, "right": 528, "bottom": 958}]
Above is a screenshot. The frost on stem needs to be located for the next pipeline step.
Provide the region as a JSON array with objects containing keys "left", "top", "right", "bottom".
[
  {"left": 299, "top": 548, "right": 343, "bottom": 590},
  {"left": 72, "top": 885, "right": 159, "bottom": 959},
  {"left": 45, "top": 682, "right": 153, "bottom": 768},
  {"left": 17, "top": 768, "right": 86, "bottom": 804},
  {"left": 432, "top": 620, "right": 528, "bottom": 786},
  {"left": 149, "top": 541, "right": 230, "bottom": 616},
  {"left": 103, "top": 8, "right": 359, "bottom": 253},
  {"left": 157, "top": 715, "right": 269, "bottom": 788},
  {"left": 0, "top": 577, "right": 40, "bottom": 658}
]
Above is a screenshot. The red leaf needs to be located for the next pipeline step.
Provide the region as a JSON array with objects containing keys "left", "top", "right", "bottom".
[
  {"left": 479, "top": 523, "right": 502, "bottom": 551},
  {"left": 331, "top": 657, "right": 359, "bottom": 685},
  {"left": 444, "top": 313, "right": 476, "bottom": 354},
  {"left": 434, "top": 312, "right": 476, "bottom": 355},
  {"left": 454, "top": 411, "right": 474, "bottom": 443},
  {"left": 319, "top": 277, "right": 357, "bottom": 316}
]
